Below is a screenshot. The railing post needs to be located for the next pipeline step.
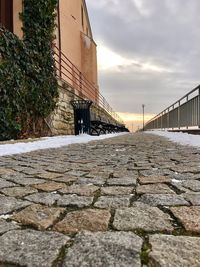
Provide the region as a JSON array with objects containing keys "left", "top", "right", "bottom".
[
  {"left": 178, "top": 101, "right": 180, "bottom": 129},
  {"left": 79, "top": 71, "right": 82, "bottom": 97},
  {"left": 167, "top": 108, "right": 170, "bottom": 129},
  {"left": 186, "top": 95, "right": 189, "bottom": 129},
  {"left": 198, "top": 87, "right": 200, "bottom": 128}
]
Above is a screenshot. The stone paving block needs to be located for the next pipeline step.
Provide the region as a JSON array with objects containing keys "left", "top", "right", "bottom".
[
  {"left": 0, "top": 194, "right": 31, "bottom": 215},
  {"left": 138, "top": 175, "right": 171, "bottom": 184},
  {"left": 54, "top": 209, "right": 111, "bottom": 234},
  {"left": 113, "top": 202, "right": 173, "bottom": 232},
  {"left": 94, "top": 196, "right": 131, "bottom": 209},
  {"left": 112, "top": 170, "right": 138, "bottom": 178},
  {"left": 32, "top": 181, "right": 66, "bottom": 192},
  {"left": 25, "top": 192, "right": 60, "bottom": 206},
  {"left": 3, "top": 174, "right": 46, "bottom": 185},
  {"left": 139, "top": 193, "right": 189, "bottom": 206},
  {"left": 170, "top": 206, "right": 200, "bottom": 233},
  {"left": 181, "top": 180, "right": 200, "bottom": 192},
  {"left": 171, "top": 181, "right": 192, "bottom": 193},
  {"left": 169, "top": 172, "right": 200, "bottom": 180},
  {"left": 136, "top": 183, "right": 175, "bottom": 195},
  {"left": 85, "top": 171, "right": 110, "bottom": 179},
  {"left": 183, "top": 193, "right": 200, "bottom": 205},
  {"left": 59, "top": 184, "right": 99, "bottom": 196},
  {"left": 0, "top": 186, "right": 38, "bottom": 197},
  {"left": 171, "top": 166, "right": 200, "bottom": 174},
  {"left": 101, "top": 186, "right": 133, "bottom": 195},
  {"left": 44, "top": 166, "right": 70, "bottom": 173},
  {"left": 149, "top": 234, "right": 200, "bottom": 267},
  {"left": 0, "top": 219, "right": 20, "bottom": 234},
  {"left": 0, "top": 178, "right": 17, "bottom": 189},
  {"left": 63, "top": 231, "right": 143, "bottom": 267},
  {"left": 140, "top": 169, "right": 173, "bottom": 176},
  {"left": 36, "top": 172, "right": 63, "bottom": 180},
  {"left": 12, "top": 204, "right": 65, "bottom": 230},
  {"left": 67, "top": 170, "right": 89, "bottom": 177},
  {"left": 57, "top": 194, "right": 93, "bottom": 208},
  {"left": 107, "top": 177, "right": 137, "bottom": 186},
  {"left": 0, "top": 168, "right": 15, "bottom": 175},
  {"left": 75, "top": 177, "right": 106, "bottom": 186},
  {"left": 52, "top": 175, "right": 78, "bottom": 183},
  {"left": 0, "top": 229, "right": 70, "bottom": 267}
]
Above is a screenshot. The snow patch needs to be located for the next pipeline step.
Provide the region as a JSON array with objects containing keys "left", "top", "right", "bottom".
[
  {"left": 0, "top": 133, "right": 127, "bottom": 157},
  {"left": 146, "top": 130, "right": 200, "bottom": 148}
]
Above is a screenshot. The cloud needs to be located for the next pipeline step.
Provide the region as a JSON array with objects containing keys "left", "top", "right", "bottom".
[{"left": 86, "top": 0, "right": 200, "bottom": 116}]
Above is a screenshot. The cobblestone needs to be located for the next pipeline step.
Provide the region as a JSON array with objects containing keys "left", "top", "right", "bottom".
[
  {"left": 12, "top": 204, "right": 65, "bottom": 230},
  {"left": 113, "top": 202, "right": 174, "bottom": 232},
  {"left": 0, "top": 229, "right": 70, "bottom": 266},
  {"left": 0, "top": 194, "right": 31, "bottom": 214},
  {"left": 139, "top": 193, "right": 189, "bottom": 206},
  {"left": 0, "top": 186, "right": 38, "bottom": 197},
  {"left": 0, "top": 133, "right": 200, "bottom": 266},
  {"left": 54, "top": 209, "right": 111, "bottom": 234},
  {"left": 0, "top": 219, "right": 20, "bottom": 234},
  {"left": 149, "top": 234, "right": 200, "bottom": 267},
  {"left": 63, "top": 231, "right": 142, "bottom": 267},
  {"left": 57, "top": 194, "right": 93, "bottom": 208},
  {"left": 94, "top": 195, "right": 131, "bottom": 209},
  {"left": 136, "top": 183, "right": 175, "bottom": 194},
  {"left": 171, "top": 206, "right": 200, "bottom": 232},
  {"left": 101, "top": 186, "right": 133, "bottom": 195},
  {"left": 59, "top": 184, "right": 99, "bottom": 196}
]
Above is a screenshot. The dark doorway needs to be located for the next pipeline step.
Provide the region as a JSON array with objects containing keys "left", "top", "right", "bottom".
[
  {"left": 0, "top": 0, "right": 13, "bottom": 32},
  {"left": 71, "top": 100, "right": 92, "bottom": 135}
]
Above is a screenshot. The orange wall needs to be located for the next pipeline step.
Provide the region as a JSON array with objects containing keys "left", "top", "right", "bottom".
[
  {"left": 13, "top": 0, "right": 23, "bottom": 38},
  {"left": 58, "top": 0, "right": 98, "bottom": 88},
  {"left": 12, "top": 0, "right": 98, "bottom": 101}
]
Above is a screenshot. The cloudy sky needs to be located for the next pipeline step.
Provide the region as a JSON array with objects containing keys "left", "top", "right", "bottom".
[{"left": 86, "top": 0, "right": 200, "bottom": 130}]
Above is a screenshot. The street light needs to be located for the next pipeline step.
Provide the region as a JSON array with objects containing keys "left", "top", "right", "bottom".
[{"left": 142, "top": 104, "right": 145, "bottom": 131}]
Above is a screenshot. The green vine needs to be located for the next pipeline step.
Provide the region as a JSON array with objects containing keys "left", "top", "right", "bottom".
[{"left": 0, "top": 0, "right": 58, "bottom": 141}]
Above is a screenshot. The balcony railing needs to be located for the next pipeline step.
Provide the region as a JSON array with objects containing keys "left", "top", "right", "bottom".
[
  {"left": 53, "top": 45, "right": 124, "bottom": 124},
  {"left": 144, "top": 85, "right": 200, "bottom": 130}
]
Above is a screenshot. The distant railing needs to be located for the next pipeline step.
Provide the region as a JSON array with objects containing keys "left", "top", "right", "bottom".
[
  {"left": 144, "top": 85, "right": 200, "bottom": 130},
  {"left": 53, "top": 45, "right": 124, "bottom": 124}
]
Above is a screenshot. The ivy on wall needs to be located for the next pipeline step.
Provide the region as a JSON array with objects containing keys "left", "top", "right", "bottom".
[{"left": 0, "top": 0, "right": 58, "bottom": 141}]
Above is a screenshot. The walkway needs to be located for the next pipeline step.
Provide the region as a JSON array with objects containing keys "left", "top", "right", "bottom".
[{"left": 0, "top": 133, "right": 200, "bottom": 266}]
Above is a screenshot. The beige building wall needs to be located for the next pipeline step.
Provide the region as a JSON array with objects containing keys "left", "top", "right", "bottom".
[
  {"left": 58, "top": 0, "right": 98, "bottom": 100},
  {"left": 12, "top": 0, "right": 98, "bottom": 101},
  {"left": 13, "top": 0, "right": 23, "bottom": 38}
]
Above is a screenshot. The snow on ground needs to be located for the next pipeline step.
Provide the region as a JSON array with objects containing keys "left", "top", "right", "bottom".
[
  {"left": 0, "top": 133, "right": 127, "bottom": 157},
  {"left": 146, "top": 130, "right": 200, "bottom": 148}
]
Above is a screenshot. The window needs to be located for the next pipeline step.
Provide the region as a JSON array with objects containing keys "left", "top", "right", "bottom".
[
  {"left": 0, "top": 0, "right": 13, "bottom": 32},
  {"left": 81, "top": 5, "right": 84, "bottom": 29}
]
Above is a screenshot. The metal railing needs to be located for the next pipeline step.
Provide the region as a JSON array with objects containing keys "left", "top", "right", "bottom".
[
  {"left": 144, "top": 85, "right": 200, "bottom": 130},
  {"left": 53, "top": 45, "right": 124, "bottom": 124}
]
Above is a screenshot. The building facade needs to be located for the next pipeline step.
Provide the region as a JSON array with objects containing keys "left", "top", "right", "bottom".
[{"left": 0, "top": 0, "right": 99, "bottom": 102}]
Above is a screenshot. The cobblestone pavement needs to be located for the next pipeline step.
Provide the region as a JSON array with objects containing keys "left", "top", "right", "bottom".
[{"left": 0, "top": 133, "right": 200, "bottom": 266}]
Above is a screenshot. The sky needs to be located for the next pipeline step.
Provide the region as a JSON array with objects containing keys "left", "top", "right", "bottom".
[{"left": 86, "top": 0, "right": 200, "bottom": 130}]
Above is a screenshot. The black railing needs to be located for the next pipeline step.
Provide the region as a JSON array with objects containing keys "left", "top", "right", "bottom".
[
  {"left": 144, "top": 85, "right": 200, "bottom": 130},
  {"left": 53, "top": 44, "right": 124, "bottom": 125}
]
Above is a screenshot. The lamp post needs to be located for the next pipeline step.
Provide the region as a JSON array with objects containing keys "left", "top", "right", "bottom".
[{"left": 142, "top": 104, "right": 145, "bottom": 131}]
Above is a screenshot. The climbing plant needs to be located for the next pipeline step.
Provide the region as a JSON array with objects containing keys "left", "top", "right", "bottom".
[
  {"left": 0, "top": 0, "right": 58, "bottom": 141},
  {"left": 0, "top": 28, "right": 28, "bottom": 141},
  {"left": 21, "top": 0, "right": 58, "bottom": 121}
]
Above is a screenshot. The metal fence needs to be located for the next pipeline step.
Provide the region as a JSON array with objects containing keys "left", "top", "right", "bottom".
[
  {"left": 144, "top": 85, "right": 200, "bottom": 130},
  {"left": 53, "top": 45, "right": 124, "bottom": 124}
]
